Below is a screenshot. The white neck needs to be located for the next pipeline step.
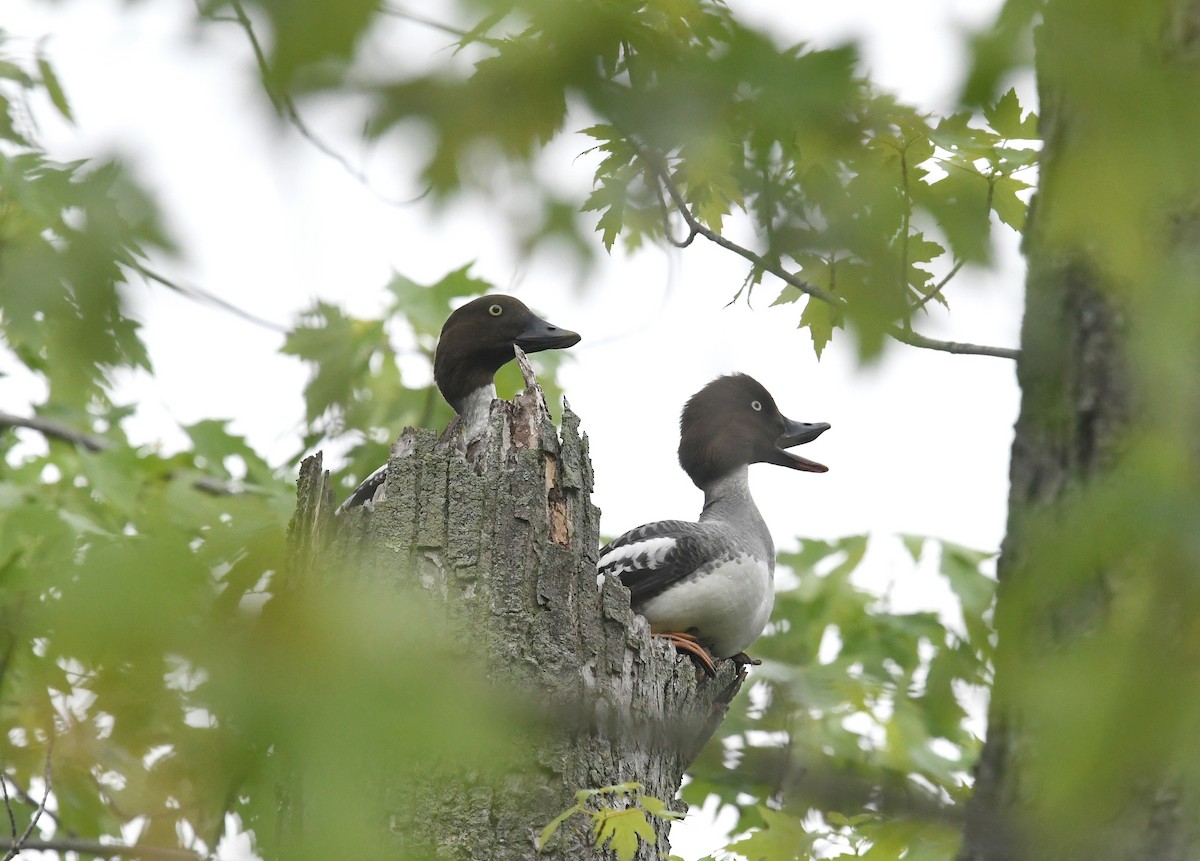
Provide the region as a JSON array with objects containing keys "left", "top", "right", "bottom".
[
  {"left": 698, "top": 466, "right": 773, "bottom": 555},
  {"left": 459, "top": 383, "right": 497, "bottom": 443},
  {"left": 699, "top": 467, "right": 753, "bottom": 518}
]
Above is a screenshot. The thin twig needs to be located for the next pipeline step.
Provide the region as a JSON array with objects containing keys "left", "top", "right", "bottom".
[
  {"left": 653, "top": 171, "right": 697, "bottom": 248},
  {"left": 380, "top": 3, "right": 469, "bottom": 37},
  {"left": 1, "top": 739, "right": 52, "bottom": 861},
  {"left": 0, "top": 776, "right": 61, "bottom": 833},
  {"left": 227, "top": 0, "right": 353, "bottom": 166},
  {"left": 644, "top": 150, "right": 840, "bottom": 308},
  {"left": 642, "top": 146, "right": 1019, "bottom": 360},
  {"left": 891, "top": 328, "right": 1019, "bottom": 359},
  {"left": 0, "top": 777, "right": 16, "bottom": 848},
  {"left": 130, "top": 263, "right": 289, "bottom": 334},
  {"left": 899, "top": 147, "right": 912, "bottom": 333},
  {"left": 379, "top": 3, "right": 505, "bottom": 47},
  {"left": 217, "top": 0, "right": 419, "bottom": 207},
  {"left": 913, "top": 259, "right": 965, "bottom": 313},
  {"left": 0, "top": 636, "right": 12, "bottom": 700},
  {"left": 0, "top": 837, "right": 202, "bottom": 861},
  {"left": 0, "top": 412, "right": 249, "bottom": 494},
  {"left": 0, "top": 411, "right": 111, "bottom": 452}
]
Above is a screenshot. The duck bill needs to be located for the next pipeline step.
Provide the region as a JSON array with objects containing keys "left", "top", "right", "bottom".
[
  {"left": 771, "top": 417, "right": 831, "bottom": 473},
  {"left": 515, "top": 314, "right": 581, "bottom": 353}
]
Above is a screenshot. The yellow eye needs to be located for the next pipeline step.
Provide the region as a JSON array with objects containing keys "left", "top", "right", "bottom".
[
  {"left": 750, "top": 400, "right": 762, "bottom": 411},
  {"left": 489, "top": 304, "right": 504, "bottom": 317}
]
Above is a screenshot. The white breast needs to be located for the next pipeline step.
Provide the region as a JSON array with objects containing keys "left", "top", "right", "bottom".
[{"left": 636, "top": 554, "right": 774, "bottom": 658}]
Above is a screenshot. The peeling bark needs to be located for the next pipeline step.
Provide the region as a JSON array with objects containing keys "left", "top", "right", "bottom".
[{"left": 291, "top": 353, "right": 744, "bottom": 860}]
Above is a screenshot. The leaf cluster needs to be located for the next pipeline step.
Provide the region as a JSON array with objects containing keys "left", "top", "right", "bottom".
[
  {"left": 0, "top": 37, "right": 545, "bottom": 860},
  {"left": 215, "top": 0, "right": 1036, "bottom": 359},
  {"left": 3, "top": 413, "right": 531, "bottom": 860},
  {"left": 2, "top": 4, "right": 1025, "bottom": 859},
  {"left": 684, "top": 535, "right": 996, "bottom": 860},
  {"left": 0, "top": 39, "right": 170, "bottom": 410},
  {"left": 1, "top": 421, "right": 291, "bottom": 852},
  {"left": 537, "top": 782, "right": 684, "bottom": 861}
]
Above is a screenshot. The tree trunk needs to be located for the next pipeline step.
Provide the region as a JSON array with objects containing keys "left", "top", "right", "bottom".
[
  {"left": 961, "top": 1, "right": 1200, "bottom": 859},
  {"left": 290, "top": 353, "right": 745, "bottom": 860}
]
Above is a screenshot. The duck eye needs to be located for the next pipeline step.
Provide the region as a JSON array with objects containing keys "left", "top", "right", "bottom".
[
  {"left": 750, "top": 400, "right": 762, "bottom": 412},
  {"left": 488, "top": 304, "right": 504, "bottom": 317}
]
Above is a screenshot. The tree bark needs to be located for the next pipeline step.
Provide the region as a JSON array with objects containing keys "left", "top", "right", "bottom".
[
  {"left": 291, "top": 353, "right": 745, "bottom": 860},
  {"left": 961, "top": 1, "right": 1200, "bottom": 859}
]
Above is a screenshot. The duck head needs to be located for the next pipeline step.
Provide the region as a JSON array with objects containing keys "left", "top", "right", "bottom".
[
  {"left": 678, "top": 373, "right": 829, "bottom": 489},
  {"left": 433, "top": 294, "right": 581, "bottom": 411}
]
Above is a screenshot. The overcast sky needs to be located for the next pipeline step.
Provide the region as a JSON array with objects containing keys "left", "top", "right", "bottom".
[{"left": 5, "top": 1, "right": 1019, "bottom": 857}]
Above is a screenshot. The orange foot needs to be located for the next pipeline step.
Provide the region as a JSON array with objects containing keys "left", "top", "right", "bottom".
[{"left": 656, "top": 631, "right": 717, "bottom": 677}]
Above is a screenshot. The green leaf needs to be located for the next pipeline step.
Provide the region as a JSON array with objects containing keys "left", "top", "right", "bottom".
[
  {"left": 920, "top": 645, "right": 974, "bottom": 738},
  {"left": 939, "top": 543, "right": 996, "bottom": 620},
  {"left": 912, "top": 168, "right": 992, "bottom": 263},
  {"left": 960, "top": 0, "right": 1038, "bottom": 106},
  {"left": 384, "top": 264, "right": 494, "bottom": 340},
  {"left": 585, "top": 181, "right": 627, "bottom": 251},
  {"left": 993, "top": 145, "right": 1040, "bottom": 169},
  {"left": 640, "top": 794, "right": 683, "bottom": 820},
  {"left": 596, "top": 807, "right": 657, "bottom": 861},
  {"left": 906, "top": 235, "right": 947, "bottom": 269},
  {"left": 939, "top": 541, "right": 997, "bottom": 646},
  {"left": 282, "top": 302, "right": 389, "bottom": 424},
  {"left": 983, "top": 88, "right": 1037, "bottom": 139},
  {"left": 537, "top": 802, "right": 581, "bottom": 852},
  {"left": 900, "top": 534, "right": 927, "bottom": 562},
  {"left": 929, "top": 112, "right": 995, "bottom": 153},
  {"left": 36, "top": 52, "right": 73, "bottom": 123},
  {"left": 990, "top": 174, "right": 1031, "bottom": 231},
  {"left": 57, "top": 508, "right": 112, "bottom": 538},
  {"left": 78, "top": 447, "right": 144, "bottom": 519},
  {"left": 258, "top": 0, "right": 377, "bottom": 86},
  {"left": 860, "top": 818, "right": 925, "bottom": 861},
  {"left": 183, "top": 419, "right": 276, "bottom": 482},
  {"left": 798, "top": 295, "right": 837, "bottom": 358},
  {"left": 727, "top": 807, "right": 815, "bottom": 860}
]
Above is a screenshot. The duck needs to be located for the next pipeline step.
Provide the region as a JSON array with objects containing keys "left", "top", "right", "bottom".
[
  {"left": 597, "top": 373, "right": 829, "bottom": 675},
  {"left": 337, "top": 294, "right": 581, "bottom": 512}
]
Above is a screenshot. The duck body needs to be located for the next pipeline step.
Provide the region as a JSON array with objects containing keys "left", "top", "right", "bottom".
[
  {"left": 598, "top": 373, "right": 829, "bottom": 670},
  {"left": 337, "top": 294, "right": 580, "bottom": 513},
  {"left": 599, "top": 471, "right": 775, "bottom": 659}
]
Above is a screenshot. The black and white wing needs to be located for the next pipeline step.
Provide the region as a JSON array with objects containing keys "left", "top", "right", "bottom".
[
  {"left": 335, "top": 463, "right": 387, "bottom": 515},
  {"left": 598, "top": 520, "right": 719, "bottom": 606}
]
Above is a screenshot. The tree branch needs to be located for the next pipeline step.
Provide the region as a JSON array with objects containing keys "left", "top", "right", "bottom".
[
  {"left": 0, "top": 411, "right": 111, "bottom": 452},
  {"left": 1, "top": 739, "right": 52, "bottom": 861},
  {"left": 642, "top": 148, "right": 1020, "bottom": 360},
  {"left": 653, "top": 172, "right": 698, "bottom": 248},
  {"left": 0, "top": 778, "right": 16, "bottom": 851},
  {"left": 130, "top": 262, "right": 289, "bottom": 334},
  {"left": 913, "top": 258, "right": 965, "bottom": 312},
  {"left": 0, "top": 412, "right": 249, "bottom": 494},
  {"left": 0, "top": 776, "right": 61, "bottom": 833},
  {"left": 214, "top": 0, "right": 421, "bottom": 208},
  {"left": 646, "top": 152, "right": 841, "bottom": 308},
  {"left": 0, "top": 837, "right": 202, "bottom": 861},
  {"left": 379, "top": 3, "right": 505, "bottom": 48},
  {"left": 890, "top": 328, "right": 1020, "bottom": 360}
]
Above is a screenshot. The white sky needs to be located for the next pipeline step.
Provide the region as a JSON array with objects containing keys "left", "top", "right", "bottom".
[{"left": 4, "top": 1, "right": 1021, "bottom": 857}]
